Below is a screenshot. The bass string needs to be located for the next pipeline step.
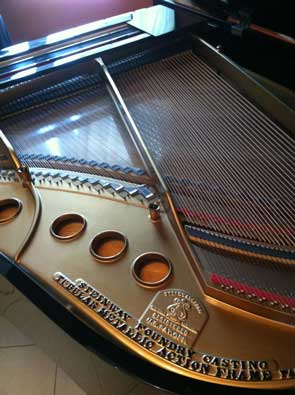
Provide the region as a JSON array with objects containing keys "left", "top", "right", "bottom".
[
  {"left": 119, "top": 60, "right": 294, "bottom": 246},
  {"left": 167, "top": 56, "right": 295, "bottom": 237},
  {"left": 116, "top": 51, "right": 294, "bottom": 247},
  {"left": 193, "top": 53, "right": 295, "bottom": 152},
  {"left": 123, "top": 56, "right": 295, "bottom": 244},
  {"left": 134, "top": 70, "right": 272, "bottom": 242},
  {"left": 185, "top": 54, "right": 295, "bottom": 178}
]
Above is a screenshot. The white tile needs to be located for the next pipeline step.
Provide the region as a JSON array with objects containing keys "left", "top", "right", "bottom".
[
  {"left": 5, "top": 297, "right": 103, "bottom": 394},
  {"left": 129, "top": 383, "right": 172, "bottom": 395},
  {"left": 55, "top": 367, "right": 86, "bottom": 395},
  {"left": 0, "top": 275, "right": 23, "bottom": 315},
  {"left": 1, "top": 281, "right": 171, "bottom": 395},
  {"left": 0, "top": 276, "right": 13, "bottom": 294},
  {"left": 90, "top": 353, "right": 138, "bottom": 395},
  {"left": 0, "top": 316, "right": 33, "bottom": 347},
  {"left": 0, "top": 345, "right": 56, "bottom": 395}
]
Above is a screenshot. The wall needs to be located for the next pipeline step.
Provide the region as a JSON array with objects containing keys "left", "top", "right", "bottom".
[{"left": 1, "top": 0, "right": 152, "bottom": 44}]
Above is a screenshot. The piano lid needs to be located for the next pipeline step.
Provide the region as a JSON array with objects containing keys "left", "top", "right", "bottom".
[{"left": 160, "top": 0, "right": 294, "bottom": 37}]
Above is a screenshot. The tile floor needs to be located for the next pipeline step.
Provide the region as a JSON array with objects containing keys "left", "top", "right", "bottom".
[
  {"left": 0, "top": 276, "right": 171, "bottom": 395},
  {"left": 0, "top": 315, "right": 85, "bottom": 395}
]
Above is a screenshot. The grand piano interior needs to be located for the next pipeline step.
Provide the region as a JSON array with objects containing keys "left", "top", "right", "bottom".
[{"left": 0, "top": 1, "right": 294, "bottom": 394}]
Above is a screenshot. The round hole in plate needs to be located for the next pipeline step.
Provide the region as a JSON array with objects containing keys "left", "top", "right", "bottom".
[
  {"left": 0, "top": 198, "right": 22, "bottom": 223},
  {"left": 90, "top": 231, "right": 128, "bottom": 262},
  {"left": 132, "top": 253, "right": 172, "bottom": 287},
  {"left": 50, "top": 213, "right": 86, "bottom": 241}
]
